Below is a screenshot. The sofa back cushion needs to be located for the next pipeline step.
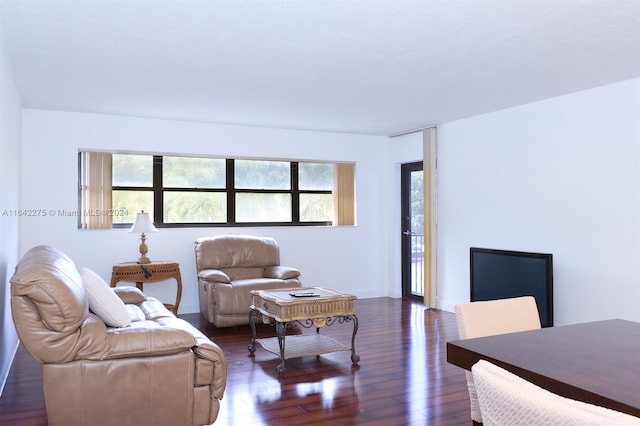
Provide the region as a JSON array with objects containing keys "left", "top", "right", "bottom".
[
  {"left": 10, "top": 245, "right": 105, "bottom": 363},
  {"left": 195, "top": 235, "right": 280, "bottom": 270},
  {"left": 11, "top": 245, "right": 89, "bottom": 333}
]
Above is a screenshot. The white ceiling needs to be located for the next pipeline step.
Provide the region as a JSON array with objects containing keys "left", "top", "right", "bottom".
[{"left": 0, "top": 0, "right": 638, "bottom": 136}]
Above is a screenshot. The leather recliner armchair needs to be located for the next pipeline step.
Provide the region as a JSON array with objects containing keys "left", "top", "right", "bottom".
[
  {"left": 194, "top": 234, "right": 302, "bottom": 327},
  {"left": 10, "top": 245, "right": 227, "bottom": 426}
]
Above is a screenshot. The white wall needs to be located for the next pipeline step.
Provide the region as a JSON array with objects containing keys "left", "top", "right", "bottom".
[
  {"left": 19, "top": 110, "right": 422, "bottom": 314},
  {"left": 436, "top": 78, "right": 640, "bottom": 325},
  {"left": 15, "top": 80, "right": 640, "bottom": 329},
  {"left": 0, "top": 30, "right": 21, "bottom": 395}
]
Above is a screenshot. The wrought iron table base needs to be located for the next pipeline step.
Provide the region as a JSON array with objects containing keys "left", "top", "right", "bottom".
[{"left": 248, "top": 309, "right": 360, "bottom": 374}]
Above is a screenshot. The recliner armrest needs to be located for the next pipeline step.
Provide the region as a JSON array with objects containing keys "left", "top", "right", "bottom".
[
  {"left": 198, "top": 269, "right": 231, "bottom": 283},
  {"left": 264, "top": 265, "right": 300, "bottom": 280}
]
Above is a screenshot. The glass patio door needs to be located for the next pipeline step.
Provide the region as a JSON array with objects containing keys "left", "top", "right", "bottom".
[{"left": 401, "top": 161, "right": 424, "bottom": 299}]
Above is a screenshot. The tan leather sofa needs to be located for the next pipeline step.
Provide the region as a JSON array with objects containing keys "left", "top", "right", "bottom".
[
  {"left": 10, "top": 245, "right": 227, "bottom": 426},
  {"left": 195, "top": 235, "right": 302, "bottom": 327}
]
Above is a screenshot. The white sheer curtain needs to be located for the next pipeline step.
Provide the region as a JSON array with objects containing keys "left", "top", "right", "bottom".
[
  {"left": 333, "top": 163, "right": 356, "bottom": 226},
  {"left": 80, "top": 151, "right": 112, "bottom": 229}
]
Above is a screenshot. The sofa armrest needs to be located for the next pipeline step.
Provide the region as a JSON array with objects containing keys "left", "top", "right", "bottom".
[
  {"left": 264, "top": 265, "right": 300, "bottom": 280},
  {"left": 104, "top": 322, "right": 197, "bottom": 359},
  {"left": 198, "top": 269, "right": 231, "bottom": 283},
  {"left": 193, "top": 340, "right": 227, "bottom": 399},
  {"left": 155, "top": 317, "right": 227, "bottom": 398}
]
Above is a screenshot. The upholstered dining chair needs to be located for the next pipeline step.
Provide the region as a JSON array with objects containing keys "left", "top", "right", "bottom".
[
  {"left": 472, "top": 360, "right": 640, "bottom": 426},
  {"left": 454, "top": 296, "right": 541, "bottom": 425}
]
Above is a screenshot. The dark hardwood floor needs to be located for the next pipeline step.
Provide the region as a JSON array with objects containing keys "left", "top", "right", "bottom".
[{"left": 0, "top": 297, "right": 472, "bottom": 425}]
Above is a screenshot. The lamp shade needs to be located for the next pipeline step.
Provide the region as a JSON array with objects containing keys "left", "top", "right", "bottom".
[{"left": 128, "top": 211, "right": 158, "bottom": 234}]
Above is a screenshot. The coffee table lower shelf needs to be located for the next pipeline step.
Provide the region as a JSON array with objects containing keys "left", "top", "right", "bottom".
[{"left": 257, "top": 334, "right": 351, "bottom": 360}]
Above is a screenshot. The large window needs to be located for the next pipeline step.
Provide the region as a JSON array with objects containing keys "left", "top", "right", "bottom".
[{"left": 79, "top": 152, "right": 355, "bottom": 229}]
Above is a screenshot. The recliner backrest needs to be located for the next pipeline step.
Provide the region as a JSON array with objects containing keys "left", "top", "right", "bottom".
[{"left": 194, "top": 235, "right": 280, "bottom": 270}]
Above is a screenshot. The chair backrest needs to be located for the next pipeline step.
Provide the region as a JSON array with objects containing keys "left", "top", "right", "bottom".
[
  {"left": 454, "top": 296, "right": 541, "bottom": 339},
  {"left": 454, "top": 296, "right": 542, "bottom": 423},
  {"left": 472, "top": 360, "right": 640, "bottom": 426},
  {"left": 194, "top": 234, "right": 280, "bottom": 270}
]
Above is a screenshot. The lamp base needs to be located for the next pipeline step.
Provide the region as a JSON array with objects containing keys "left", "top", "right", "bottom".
[{"left": 137, "top": 234, "right": 151, "bottom": 264}]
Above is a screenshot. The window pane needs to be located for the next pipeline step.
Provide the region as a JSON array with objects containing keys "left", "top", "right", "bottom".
[
  {"left": 112, "top": 190, "right": 153, "bottom": 223},
  {"left": 300, "top": 194, "right": 333, "bottom": 222},
  {"left": 235, "top": 160, "right": 290, "bottom": 190},
  {"left": 164, "top": 192, "right": 226, "bottom": 223},
  {"left": 411, "top": 170, "right": 424, "bottom": 233},
  {"left": 299, "top": 162, "right": 333, "bottom": 191},
  {"left": 113, "top": 154, "right": 152, "bottom": 187},
  {"left": 236, "top": 193, "right": 291, "bottom": 222},
  {"left": 163, "top": 157, "right": 225, "bottom": 188}
]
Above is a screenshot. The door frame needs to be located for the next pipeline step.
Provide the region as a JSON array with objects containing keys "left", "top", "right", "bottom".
[{"left": 401, "top": 161, "right": 424, "bottom": 300}]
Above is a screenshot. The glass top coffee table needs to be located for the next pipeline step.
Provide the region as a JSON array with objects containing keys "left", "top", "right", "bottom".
[{"left": 248, "top": 286, "right": 360, "bottom": 374}]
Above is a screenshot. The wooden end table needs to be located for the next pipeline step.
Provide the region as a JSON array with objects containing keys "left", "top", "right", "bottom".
[
  {"left": 248, "top": 286, "right": 360, "bottom": 374},
  {"left": 110, "top": 261, "right": 182, "bottom": 315}
]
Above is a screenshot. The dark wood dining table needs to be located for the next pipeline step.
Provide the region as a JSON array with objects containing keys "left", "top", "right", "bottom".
[{"left": 446, "top": 319, "right": 640, "bottom": 418}]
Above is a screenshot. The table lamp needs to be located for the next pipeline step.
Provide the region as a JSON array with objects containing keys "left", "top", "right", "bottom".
[{"left": 129, "top": 211, "right": 158, "bottom": 264}]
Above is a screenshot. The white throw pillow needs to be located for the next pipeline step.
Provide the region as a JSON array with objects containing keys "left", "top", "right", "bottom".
[{"left": 81, "top": 267, "right": 131, "bottom": 328}]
